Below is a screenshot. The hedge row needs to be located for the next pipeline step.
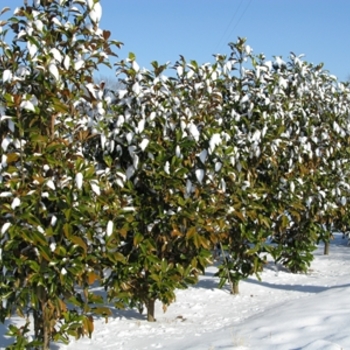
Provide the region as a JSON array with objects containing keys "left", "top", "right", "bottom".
[{"left": 0, "top": 1, "right": 349, "bottom": 348}]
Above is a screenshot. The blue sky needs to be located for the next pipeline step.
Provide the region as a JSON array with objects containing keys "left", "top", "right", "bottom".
[
  {"left": 98, "top": 0, "right": 350, "bottom": 81},
  {"left": 7, "top": 0, "right": 350, "bottom": 81}
]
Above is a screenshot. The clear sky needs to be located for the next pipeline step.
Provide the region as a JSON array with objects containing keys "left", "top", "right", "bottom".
[
  {"left": 6, "top": 0, "right": 350, "bottom": 81},
  {"left": 98, "top": 0, "right": 350, "bottom": 81}
]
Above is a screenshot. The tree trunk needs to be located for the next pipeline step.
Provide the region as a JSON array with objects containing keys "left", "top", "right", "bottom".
[
  {"left": 146, "top": 299, "right": 156, "bottom": 322},
  {"left": 34, "top": 286, "right": 51, "bottom": 350},
  {"left": 324, "top": 241, "right": 330, "bottom": 255},
  {"left": 231, "top": 281, "right": 239, "bottom": 295},
  {"left": 42, "top": 300, "right": 50, "bottom": 350}
]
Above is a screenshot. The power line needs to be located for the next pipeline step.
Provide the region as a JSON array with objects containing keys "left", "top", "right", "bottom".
[
  {"left": 215, "top": 0, "right": 244, "bottom": 53},
  {"left": 216, "top": 0, "right": 253, "bottom": 53},
  {"left": 226, "top": 0, "right": 253, "bottom": 44}
]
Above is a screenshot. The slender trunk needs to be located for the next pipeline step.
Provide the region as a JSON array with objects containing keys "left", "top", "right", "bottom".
[
  {"left": 146, "top": 299, "right": 156, "bottom": 322},
  {"left": 33, "top": 309, "right": 40, "bottom": 341},
  {"left": 219, "top": 242, "right": 233, "bottom": 293},
  {"left": 232, "top": 281, "right": 240, "bottom": 295},
  {"left": 324, "top": 241, "right": 330, "bottom": 255},
  {"left": 34, "top": 286, "right": 51, "bottom": 350},
  {"left": 42, "top": 300, "right": 50, "bottom": 350}
]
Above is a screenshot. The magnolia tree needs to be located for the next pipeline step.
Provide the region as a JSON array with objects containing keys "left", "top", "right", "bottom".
[
  {"left": 266, "top": 53, "right": 350, "bottom": 266},
  {"left": 99, "top": 54, "right": 232, "bottom": 321},
  {"left": 0, "top": 0, "right": 121, "bottom": 348}
]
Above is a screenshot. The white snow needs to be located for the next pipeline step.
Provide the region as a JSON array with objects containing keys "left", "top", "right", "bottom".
[
  {"left": 2, "top": 234, "right": 350, "bottom": 349},
  {"left": 48, "top": 62, "right": 60, "bottom": 81},
  {"left": 75, "top": 172, "right": 83, "bottom": 190}
]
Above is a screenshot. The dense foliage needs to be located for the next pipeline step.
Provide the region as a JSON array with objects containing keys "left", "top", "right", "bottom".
[{"left": 0, "top": 0, "right": 350, "bottom": 348}]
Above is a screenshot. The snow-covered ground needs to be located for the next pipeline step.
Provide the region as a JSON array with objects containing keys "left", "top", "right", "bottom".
[{"left": 2, "top": 233, "right": 350, "bottom": 350}]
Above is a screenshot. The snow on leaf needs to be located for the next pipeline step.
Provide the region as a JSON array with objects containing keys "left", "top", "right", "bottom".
[
  {"left": 242, "top": 181, "right": 250, "bottom": 190},
  {"left": 117, "top": 114, "right": 125, "bottom": 127},
  {"left": 319, "top": 190, "right": 326, "bottom": 198},
  {"left": 128, "top": 145, "right": 137, "bottom": 156},
  {"left": 251, "top": 130, "right": 261, "bottom": 143},
  {"left": 20, "top": 100, "right": 35, "bottom": 112},
  {"left": 132, "top": 154, "right": 139, "bottom": 169},
  {"left": 116, "top": 172, "right": 126, "bottom": 182},
  {"left": 132, "top": 82, "right": 141, "bottom": 95},
  {"left": 106, "top": 220, "right": 113, "bottom": 237},
  {"left": 51, "top": 17, "right": 62, "bottom": 27},
  {"left": 74, "top": 59, "right": 85, "bottom": 71},
  {"left": 1, "top": 155, "right": 7, "bottom": 167},
  {"left": 240, "top": 95, "right": 249, "bottom": 104},
  {"left": 175, "top": 145, "right": 182, "bottom": 158},
  {"left": 50, "top": 215, "right": 57, "bottom": 227},
  {"left": 75, "top": 172, "right": 83, "bottom": 190},
  {"left": 262, "top": 125, "right": 268, "bottom": 137},
  {"left": 61, "top": 267, "right": 67, "bottom": 275},
  {"left": 126, "top": 132, "right": 134, "bottom": 145},
  {"left": 8, "top": 119, "right": 15, "bottom": 133},
  {"left": 188, "top": 122, "right": 200, "bottom": 142},
  {"left": 1, "top": 223, "right": 11, "bottom": 235},
  {"left": 34, "top": 19, "right": 43, "bottom": 32},
  {"left": 116, "top": 179, "right": 124, "bottom": 188},
  {"left": 195, "top": 169, "right": 205, "bottom": 184},
  {"left": 180, "top": 120, "right": 186, "bottom": 132},
  {"left": 11, "top": 197, "right": 21, "bottom": 210},
  {"left": 126, "top": 166, "right": 135, "bottom": 179},
  {"left": 177, "top": 66, "right": 183, "bottom": 77},
  {"left": 1, "top": 136, "right": 11, "bottom": 151},
  {"left": 164, "top": 161, "right": 170, "bottom": 175},
  {"left": 86, "top": 83, "right": 96, "bottom": 98},
  {"left": 306, "top": 196, "right": 312, "bottom": 208},
  {"left": 2, "top": 69, "right": 13, "bottom": 83},
  {"left": 50, "top": 242, "right": 56, "bottom": 252},
  {"left": 274, "top": 56, "right": 286, "bottom": 69},
  {"left": 209, "top": 134, "right": 222, "bottom": 154},
  {"left": 90, "top": 181, "right": 101, "bottom": 196},
  {"left": 37, "top": 226, "right": 45, "bottom": 234},
  {"left": 46, "top": 179, "right": 55, "bottom": 190},
  {"left": 0, "top": 192, "right": 12, "bottom": 198},
  {"left": 89, "top": 1, "right": 102, "bottom": 23},
  {"left": 101, "top": 133, "right": 106, "bottom": 150},
  {"left": 118, "top": 90, "right": 128, "bottom": 99},
  {"left": 215, "top": 162, "right": 222, "bottom": 172},
  {"left": 278, "top": 77, "right": 288, "bottom": 89},
  {"left": 245, "top": 45, "right": 252, "bottom": 55},
  {"left": 290, "top": 181, "right": 295, "bottom": 193},
  {"left": 187, "top": 70, "right": 194, "bottom": 79},
  {"left": 197, "top": 149, "right": 208, "bottom": 164},
  {"left": 50, "top": 48, "right": 62, "bottom": 63},
  {"left": 137, "top": 119, "right": 145, "bottom": 134},
  {"left": 220, "top": 178, "right": 226, "bottom": 193},
  {"left": 63, "top": 55, "right": 70, "bottom": 70},
  {"left": 122, "top": 207, "right": 135, "bottom": 212},
  {"left": 27, "top": 41, "right": 38, "bottom": 58},
  {"left": 132, "top": 61, "right": 140, "bottom": 72},
  {"left": 48, "top": 62, "right": 59, "bottom": 81},
  {"left": 139, "top": 139, "right": 149, "bottom": 151}
]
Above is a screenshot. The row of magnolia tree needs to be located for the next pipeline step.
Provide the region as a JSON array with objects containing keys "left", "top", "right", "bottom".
[{"left": 0, "top": 1, "right": 350, "bottom": 349}]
